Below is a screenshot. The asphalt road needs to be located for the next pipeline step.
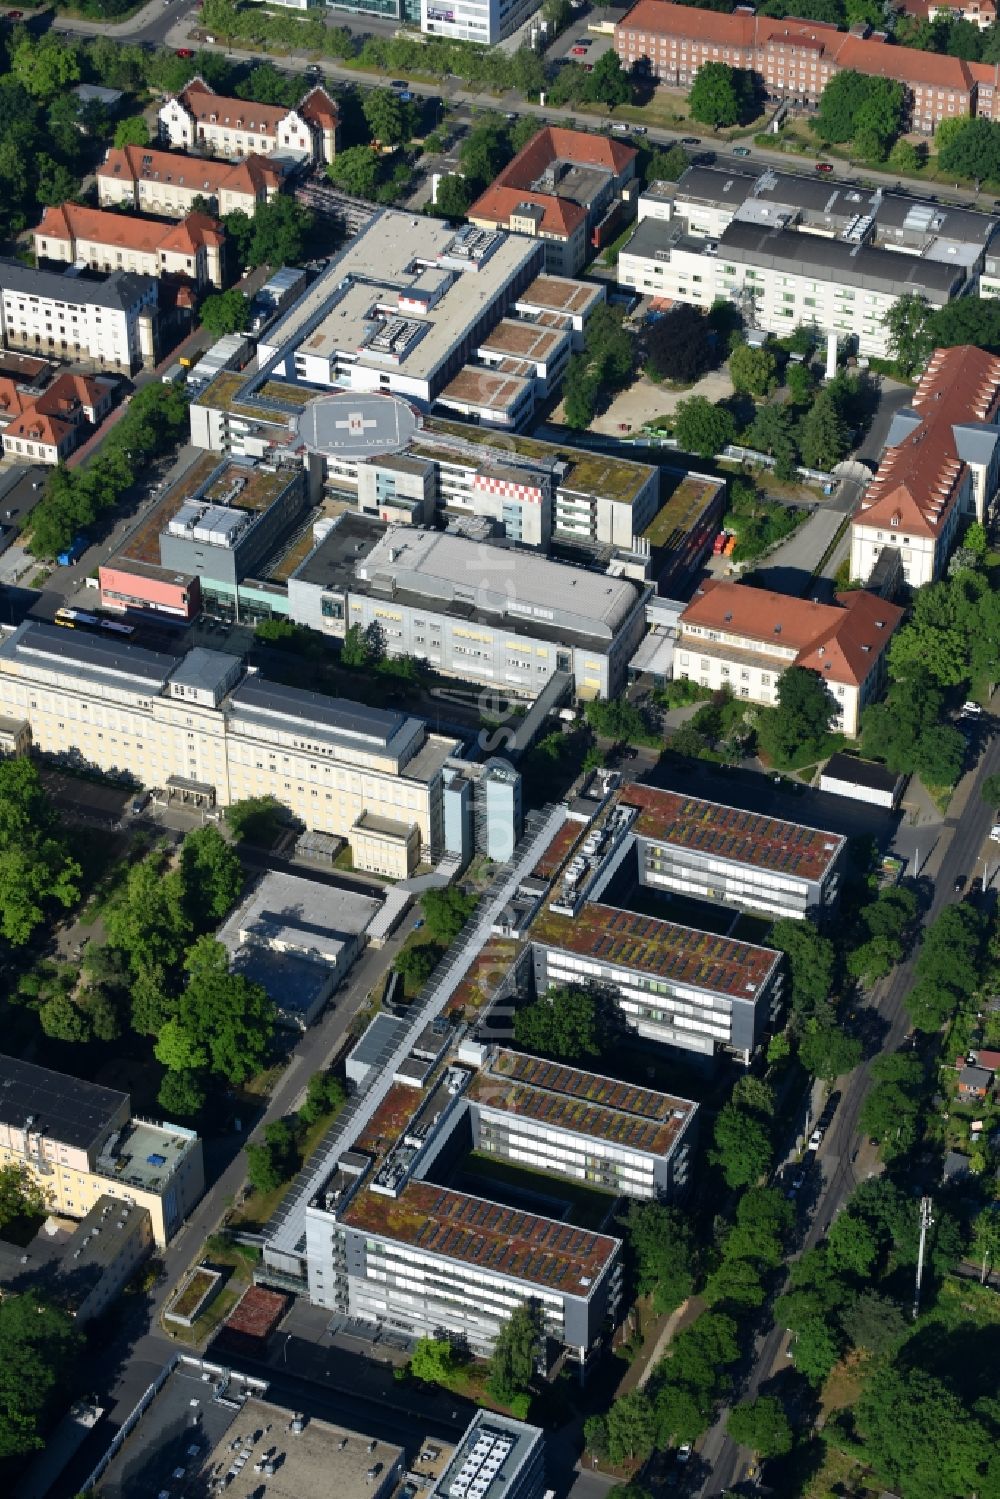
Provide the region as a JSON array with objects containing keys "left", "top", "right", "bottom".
[
  {"left": 45, "top": 0, "right": 1000, "bottom": 215},
  {"left": 699, "top": 698, "right": 1000, "bottom": 1496}
]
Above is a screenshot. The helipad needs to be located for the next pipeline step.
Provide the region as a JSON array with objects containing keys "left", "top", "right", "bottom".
[{"left": 297, "top": 391, "right": 419, "bottom": 459}]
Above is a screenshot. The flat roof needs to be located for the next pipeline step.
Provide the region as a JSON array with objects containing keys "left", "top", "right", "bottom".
[
  {"left": 622, "top": 784, "right": 845, "bottom": 882},
  {"left": 431, "top": 1412, "right": 542, "bottom": 1499},
  {"left": 225, "top": 869, "right": 381, "bottom": 958},
  {"left": 642, "top": 474, "right": 722, "bottom": 548},
  {"left": 718, "top": 218, "right": 964, "bottom": 298},
  {"left": 354, "top": 527, "right": 640, "bottom": 639},
  {"left": 439, "top": 366, "right": 532, "bottom": 414},
  {"left": 477, "top": 319, "right": 567, "bottom": 361},
  {"left": 516, "top": 274, "right": 604, "bottom": 315},
  {"left": 228, "top": 675, "right": 407, "bottom": 746},
  {"left": 291, "top": 512, "right": 385, "bottom": 590},
  {"left": 2, "top": 619, "right": 177, "bottom": 691},
  {"left": 821, "top": 752, "right": 902, "bottom": 792},
  {"left": 341, "top": 1180, "right": 618, "bottom": 1295},
  {"left": 0, "top": 1053, "right": 126, "bottom": 1151},
  {"left": 470, "top": 1048, "right": 695, "bottom": 1157},
  {"left": 297, "top": 391, "right": 419, "bottom": 459},
  {"left": 531, "top": 900, "right": 781, "bottom": 1002}
]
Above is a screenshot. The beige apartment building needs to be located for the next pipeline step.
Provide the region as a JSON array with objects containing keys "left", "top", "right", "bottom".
[
  {"left": 0, "top": 623, "right": 459, "bottom": 876},
  {"left": 158, "top": 77, "right": 339, "bottom": 165},
  {"left": 97, "top": 145, "right": 283, "bottom": 219},
  {"left": 0, "top": 1054, "right": 204, "bottom": 1248},
  {"left": 34, "top": 203, "right": 225, "bottom": 290}
]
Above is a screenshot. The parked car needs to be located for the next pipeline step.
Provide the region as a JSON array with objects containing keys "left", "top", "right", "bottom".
[
  {"left": 732, "top": 145, "right": 752, "bottom": 156},
  {"left": 390, "top": 79, "right": 408, "bottom": 89},
  {"left": 808, "top": 1127, "right": 823, "bottom": 1150},
  {"left": 175, "top": 46, "right": 194, "bottom": 56},
  {"left": 815, "top": 161, "right": 834, "bottom": 173},
  {"left": 961, "top": 700, "right": 983, "bottom": 717},
  {"left": 631, "top": 124, "right": 648, "bottom": 134},
  {"left": 681, "top": 135, "right": 701, "bottom": 144},
  {"left": 572, "top": 45, "right": 587, "bottom": 54},
  {"left": 954, "top": 874, "right": 966, "bottom": 893}
]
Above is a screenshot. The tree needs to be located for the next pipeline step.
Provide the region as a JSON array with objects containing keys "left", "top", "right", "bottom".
[
  {"left": 789, "top": 1315, "right": 841, "bottom": 1385},
  {"left": 646, "top": 145, "right": 690, "bottom": 182},
  {"left": 646, "top": 304, "right": 714, "bottom": 383},
  {"left": 798, "top": 1023, "right": 862, "bottom": 1080},
  {"left": 816, "top": 70, "right": 903, "bottom": 149},
  {"left": 363, "top": 88, "right": 412, "bottom": 147},
  {"left": 725, "top": 1187, "right": 793, "bottom": 1267},
  {"left": 180, "top": 825, "right": 243, "bottom": 926},
  {"left": 176, "top": 937, "right": 275, "bottom": 1083},
  {"left": 712, "top": 1101, "right": 772, "bottom": 1187},
  {"left": 674, "top": 396, "right": 735, "bottom": 459},
  {"left": 341, "top": 621, "right": 385, "bottom": 668},
  {"left": 855, "top": 1365, "right": 987, "bottom": 1499},
  {"left": 0, "top": 1164, "right": 47, "bottom": 1229},
  {"left": 586, "top": 51, "right": 632, "bottom": 107},
  {"left": 200, "top": 288, "right": 250, "bottom": 337},
  {"left": 938, "top": 115, "right": 1000, "bottom": 180},
  {"left": 747, "top": 400, "right": 797, "bottom": 469},
  {"left": 113, "top": 114, "right": 150, "bottom": 149},
  {"left": 605, "top": 1391, "right": 657, "bottom": 1464},
  {"left": 225, "top": 196, "right": 312, "bottom": 269},
  {"left": 154, "top": 1019, "right": 210, "bottom": 1074},
  {"left": 840, "top": 1291, "right": 907, "bottom": 1353},
  {"left": 394, "top": 944, "right": 438, "bottom": 991},
  {"left": 327, "top": 144, "right": 380, "bottom": 199},
  {"left": 245, "top": 1141, "right": 283, "bottom": 1194},
  {"left": 224, "top": 795, "right": 284, "bottom": 846},
  {"left": 39, "top": 992, "right": 91, "bottom": 1044},
  {"left": 971, "top": 1206, "right": 1000, "bottom": 1283},
  {"left": 0, "top": 1295, "right": 82, "bottom": 1459},
  {"left": 826, "top": 1212, "right": 879, "bottom": 1276},
  {"left": 731, "top": 1074, "right": 775, "bottom": 1118},
  {"left": 12, "top": 36, "right": 80, "bottom": 101},
  {"left": 488, "top": 1303, "right": 541, "bottom": 1405},
  {"left": 434, "top": 173, "right": 471, "bottom": 217},
  {"left": 0, "top": 759, "right": 80, "bottom": 947},
  {"left": 459, "top": 115, "right": 513, "bottom": 189},
  {"left": 688, "top": 62, "right": 755, "bottom": 127},
  {"left": 759, "top": 664, "right": 838, "bottom": 765},
  {"left": 885, "top": 292, "right": 932, "bottom": 377},
  {"left": 298, "top": 1069, "right": 346, "bottom": 1126},
  {"left": 726, "top": 1397, "right": 794, "bottom": 1458},
  {"left": 860, "top": 1081, "right": 921, "bottom": 1157},
  {"left": 623, "top": 1201, "right": 694, "bottom": 1314},
  {"left": 513, "top": 985, "right": 603, "bottom": 1061},
  {"left": 703, "top": 1256, "right": 767, "bottom": 1309},
  {"left": 729, "top": 343, "right": 777, "bottom": 397},
  {"left": 420, "top": 886, "right": 475, "bottom": 944},
  {"left": 157, "top": 1068, "right": 207, "bottom": 1119},
  {"left": 916, "top": 902, "right": 983, "bottom": 998},
  {"left": 797, "top": 389, "right": 850, "bottom": 470},
  {"left": 411, "top": 1337, "right": 459, "bottom": 1385},
  {"left": 770, "top": 918, "right": 836, "bottom": 1023}
]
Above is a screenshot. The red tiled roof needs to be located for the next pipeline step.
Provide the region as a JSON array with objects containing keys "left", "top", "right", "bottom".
[
  {"left": 299, "top": 85, "right": 339, "bottom": 126},
  {"left": 616, "top": 0, "right": 990, "bottom": 92},
  {"left": 469, "top": 183, "right": 586, "bottom": 238},
  {"left": 679, "top": 579, "right": 902, "bottom": 686},
  {"left": 468, "top": 124, "right": 634, "bottom": 239},
  {"left": 0, "top": 378, "right": 30, "bottom": 419},
  {"left": 99, "top": 145, "right": 281, "bottom": 195},
  {"left": 177, "top": 77, "right": 289, "bottom": 133},
  {"left": 859, "top": 344, "right": 1000, "bottom": 537},
  {"left": 4, "top": 410, "right": 73, "bottom": 447},
  {"left": 35, "top": 202, "right": 223, "bottom": 257}
]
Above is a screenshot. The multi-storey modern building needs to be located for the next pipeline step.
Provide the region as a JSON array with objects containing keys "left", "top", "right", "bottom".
[
  {"left": 617, "top": 166, "right": 997, "bottom": 357},
  {"left": 287, "top": 520, "right": 649, "bottom": 700},
  {"left": 443, "top": 758, "right": 524, "bottom": 864},
  {"left": 621, "top": 784, "right": 846, "bottom": 920},
  {"left": 159, "top": 77, "right": 339, "bottom": 165},
  {"left": 530, "top": 900, "right": 782, "bottom": 1060},
  {"left": 97, "top": 144, "right": 283, "bottom": 218},
  {"left": 615, "top": 0, "right": 1000, "bottom": 133},
  {"left": 0, "top": 623, "right": 467, "bottom": 874},
  {"left": 466, "top": 1047, "right": 697, "bottom": 1200},
  {"left": 0, "top": 261, "right": 157, "bottom": 373},
  {"left": 252, "top": 213, "right": 543, "bottom": 408},
  {"left": 468, "top": 127, "right": 638, "bottom": 275},
  {"left": 851, "top": 343, "right": 1000, "bottom": 587},
  {"left": 33, "top": 203, "right": 224, "bottom": 289},
  {"left": 428, "top": 1413, "right": 546, "bottom": 1499},
  {"left": 674, "top": 580, "right": 904, "bottom": 736},
  {"left": 0, "top": 1054, "right": 204, "bottom": 1247}
]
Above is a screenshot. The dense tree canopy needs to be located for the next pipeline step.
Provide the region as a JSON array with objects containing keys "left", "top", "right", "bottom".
[
  {"left": 513, "top": 985, "right": 605, "bottom": 1062},
  {"left": 757, "top": 664, "right": 838, "bottom": 766},
  {"left": 688, "top": 62, "right": 758, "bottom": 126},
  {"left": 0, "top": 759, "right": 80, "bottom": 948},
  {"left": 0, "top": 1296, "right": 82, "bottom": 1460}
]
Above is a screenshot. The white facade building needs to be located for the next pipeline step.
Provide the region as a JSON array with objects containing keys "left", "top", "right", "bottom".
[
  {"left": 617, "top": 166, "right": 997, "bottom": 358},
  {"left": 0, "top": 260, "right": 156, "bottom": 374}
]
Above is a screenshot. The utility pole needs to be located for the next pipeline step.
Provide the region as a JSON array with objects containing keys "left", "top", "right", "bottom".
[{"left": 913, "top": 1196, "right": 934, "bottom": 1321}]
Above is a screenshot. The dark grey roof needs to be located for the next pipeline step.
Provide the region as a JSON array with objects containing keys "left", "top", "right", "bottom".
[
  {"left": 621, "top": 218, "right": 674, "bottom": 262},
  {"left": 0, "top": 259, "right": 156, "bottom": 311},
  {"left": 718, "top": 220, "right": 963, "bottom": 298},
  {"left": 959, "top": 1065, "right": 992, "bottom": 1089},
  {"left": 0, "top": 1055, "right": 126, "bottom": 1151},
  {"left": 822, "top": 753, "right": 901, "bottom": 793},
  {"left": 675, "top": 164, "right": 758, "bottom": 208},
  {"left": 229, "top": 675, "right": 405, "bottom": 744},
  {"left": 291, "top": 513, "right": 386, "bottom": 590},
  {"left": 8, "top": 620, "right": 177, "bottom": 685}
]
